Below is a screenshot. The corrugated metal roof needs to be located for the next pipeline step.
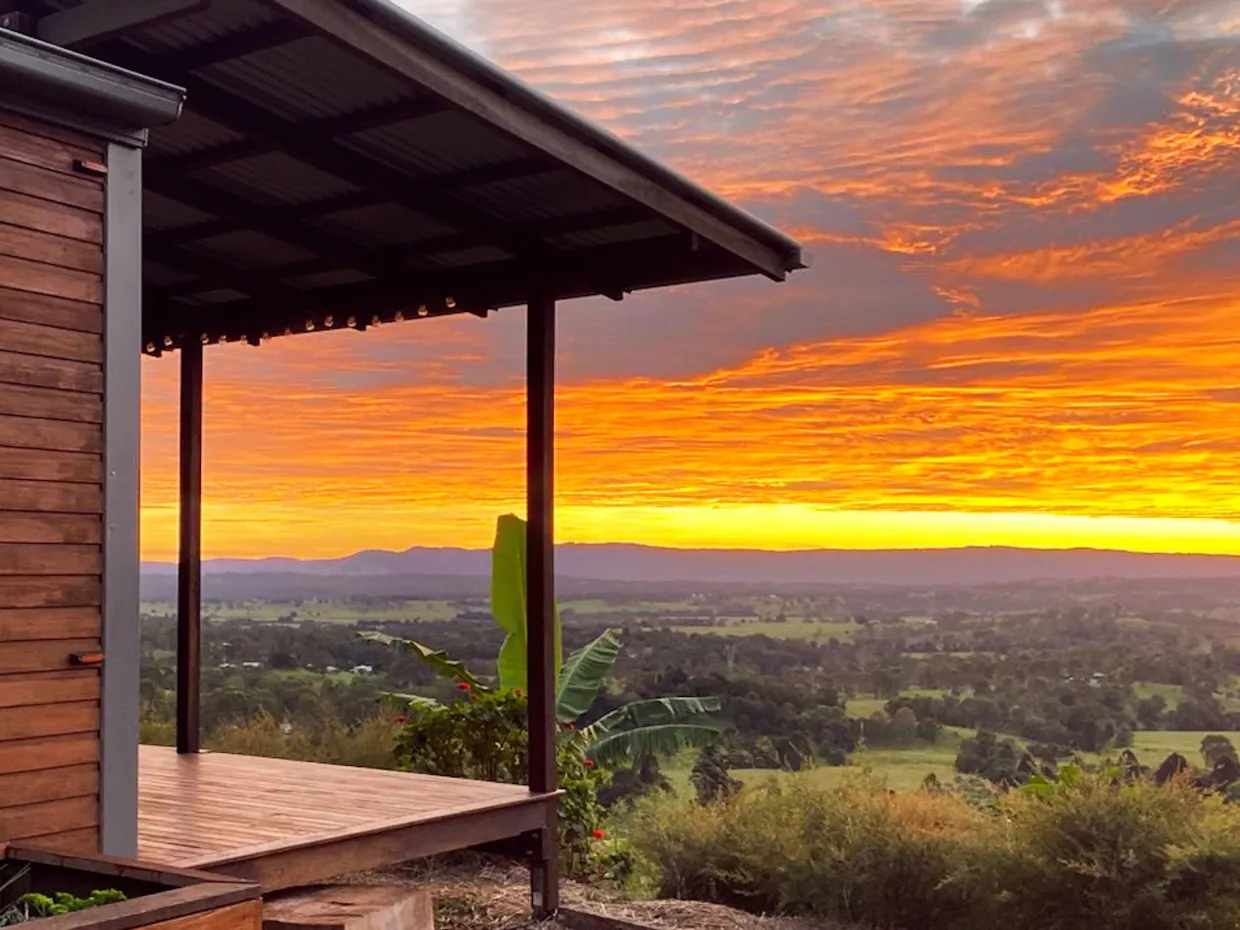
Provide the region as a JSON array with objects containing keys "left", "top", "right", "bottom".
[
  {"left": 339, "top": 111, "right": 529, "bottom": 176},
  {"left": 202, "top": 36, "right": 417, "bottom": 121},
  {"left": 51, "top": 0, "right": 802, "bottom": 348},
  {"left": 195, "top": 152, "right": 362, "bottom": 207},
  {"left": 144, "top": 192, "right": 217, "bottom": 232},
  {"left": 458, "top": 171, "right": 627, "bottom": 223},
  {"left": 552, "top": 220, "right": 681, "bottom": 250},
  {"left": 309, "top": 202, "right": 457, "bottom": 247},
  {"left": 145, "top": 109, "right": 244, "bottom": 157},
  {"left": 190, "top": 231, "right": 317, "bottom": 268}
]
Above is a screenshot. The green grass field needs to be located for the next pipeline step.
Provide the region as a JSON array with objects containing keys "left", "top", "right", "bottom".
[
  {"left": 273, "top": 668, "right": 358, "bottom": 684},
  {"left": 670, "top": 619, "right": 857, "bottom": 641},
  {"left": 664, "top": 728, "right": 1237, "bottom": 798},
  {"left": 142, "top": 599, "right": 459, "bottom": 623}
]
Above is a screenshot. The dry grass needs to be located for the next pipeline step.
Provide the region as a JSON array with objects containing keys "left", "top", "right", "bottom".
[{"left": 341, "top": 858, "right": 848, "bottom": 930}]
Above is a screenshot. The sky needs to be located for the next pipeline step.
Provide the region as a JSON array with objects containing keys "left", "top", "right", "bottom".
[{"left": 139, "top": 0, "right": 1240, "bottom": 560}]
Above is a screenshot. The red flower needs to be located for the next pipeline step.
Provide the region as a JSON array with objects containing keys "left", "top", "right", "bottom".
[
  {"left": 394, "top": 715, "right": 407, "bottom": 725},
  {"left": 583, "top": 759, "right": 595, "bottom": 768},
  {"left": 456, "top": 681, "right": 471, "bottom": 691},
  {"left": 592, "top": 829, "right": 605, "bottom": 840},
  {"left": 568, "top": 723, "right": 576, "bottom": 730}
]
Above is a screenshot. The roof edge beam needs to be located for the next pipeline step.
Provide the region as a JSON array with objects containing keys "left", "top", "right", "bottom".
[
  {"left": 37, "top": 0, "right": 209, "bottom": 50},
  {"left": 267, "top": 0, "right": 792, "bottom": 280}
]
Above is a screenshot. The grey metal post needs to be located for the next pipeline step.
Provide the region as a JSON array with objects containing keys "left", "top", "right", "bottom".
[{"left": 100, "top": 141, "right": 143, "bottom": 857}]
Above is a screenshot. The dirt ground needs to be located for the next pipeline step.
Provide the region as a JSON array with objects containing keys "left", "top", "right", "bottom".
[{"left": 345, "top": 859, "right": 846, "bottom": 930}]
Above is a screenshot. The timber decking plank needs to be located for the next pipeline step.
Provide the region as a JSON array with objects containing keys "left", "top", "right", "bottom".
[
  {"left": 0, "top": 733, "right": 98, "bottom": 775},
  {"left": 0, "top": 700, "right": 98, "bottom": 739},
  {"left": 0, "top": 317, "right": 101, "bottom": 362},
  {"left": 0, "top": 449, "right": 101, "bottom": 483},
  {"left": 0, "top": 794, "right": 98, "bottom": 839},
  {"left": 0, "top": 382, "right": 102, "bottom": 423},
  {"left": 137, "top": 747, "right": 552, "bottom": 889},
  {"left": 0, "top": 350, "right": 102, "bottom": 394},
  {"left": 0, "top": 116, "right": 104, "bottom": 173},
  {"left": 0, "top": 287, "right": 102, "bottom": 333},
  {"left": 0, "top": 415, "right": 101, "bottom": 454},
  {"left": 0, "top": 222, "right": 103, "bottom": 274},
  {"left": 0, "top": 515, "right": 101, "bottom": 545},
  {"left": 0, "top": 156, "right": 103, "bottom": 213},
  {"left": 0, "top": 637, "right": 100, "bottom": 671},
  {"left": 0, "top": 762, "right": 97, "bottom": 806},
  {"left": 0, "top": 671, "right": 98, "bottom": 706},
  {"left": 18, "top": 826, "right": 99, "bottom": 854},
  {"left": 0, "top": 544, "right": 101, "bottom": 575},
  {"left": 0, "top": 479, "right": 101, "bottom": 513},
  {"left": 0, "top": 576, "right": 100, "bottom": 608},
  {"left": 0, "top": 189, "right": 101, "bottom": 242},
  {"left": 0, "top": 254, "right": 101, "bottom": 304}
]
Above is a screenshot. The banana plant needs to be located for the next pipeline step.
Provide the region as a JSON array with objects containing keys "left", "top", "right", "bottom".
[{"left": 362, "top": 514, "right": 722, "bottom": 763}]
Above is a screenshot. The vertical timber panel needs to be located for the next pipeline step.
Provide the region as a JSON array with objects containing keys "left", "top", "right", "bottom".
[
  {"left": 100, "top": 140, "right": 142, "bottom": 857},
  {"left": 525, "top": 291, "right": 559, "bottom": 917},
  {"left": 0, "top": 109, "right": 104, "bottom": 852}
]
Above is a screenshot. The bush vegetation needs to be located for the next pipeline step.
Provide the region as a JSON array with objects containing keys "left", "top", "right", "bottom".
[{"left": 626, "top": 772, "right": 1240, "bottom": 930}]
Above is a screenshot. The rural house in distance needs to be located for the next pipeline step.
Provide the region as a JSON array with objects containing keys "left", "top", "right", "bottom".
[{"left": 0, "top": 0, "right": 802, "bottom": 923}]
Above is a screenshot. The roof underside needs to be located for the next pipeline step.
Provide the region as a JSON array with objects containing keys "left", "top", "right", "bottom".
[{"left": 26, "top": 0, "right": 804, "bottom": 352}]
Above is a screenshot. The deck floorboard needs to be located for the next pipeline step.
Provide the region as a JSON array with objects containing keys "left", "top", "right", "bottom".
[{"left": 137, "top": 745, "right": 551, "bottom": 889}]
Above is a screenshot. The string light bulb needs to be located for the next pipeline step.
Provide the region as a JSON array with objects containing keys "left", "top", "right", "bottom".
[
  {"left": 347, "top": 316, "right": 357, "bottom": 328},
  {"left": 445, "top": 296, "right": 456, "bottom": 309},
  {"left": 305, "top": 319, "right": 315, "bottom": 331},
  {"left": 416, "top": 304, "right": 429, "bottom": 317},
  {"left": 200, "top": 333, "right": 209, "bottom": 345},
  {"left": 394, "top": 310, "right": 405, "bottom": 322},
  {"left": 145, "top": 342, "right": 155, "bottom": 354},
  {"left": 163, "top": 335, "right": 173, "bottom": 347},
  {"left": 370, "top": 314, "right": 381, "bottom": 326},
  {"left": 324, "top": 315, "right": 334, "bottom": 328},
  {"left": 283, "top": 326, "right": 293, "bottom": 336}
]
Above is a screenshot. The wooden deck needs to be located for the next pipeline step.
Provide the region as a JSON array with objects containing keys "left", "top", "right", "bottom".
[{"left": 137, "top": 746, "right": 556, "bottom": 891}]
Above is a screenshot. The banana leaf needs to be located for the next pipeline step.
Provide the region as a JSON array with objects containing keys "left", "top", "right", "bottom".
[
  {"left": 583, "top": 696, "right": 722, "bottom": 738},
  {"left": 380, "top": 691, "right": 442, "bottom": 709},
  {"left": 490, "top": 513, "right": 561, "bottom": 691},
  {"left": 556, "top": 628, "right": 621, "bottom": 723},
  {"left": 359, "top": 630, "right": 482, "bottom": 686},
  {"left": 586, "top": 723, "right": 722, "bottom": 766}
]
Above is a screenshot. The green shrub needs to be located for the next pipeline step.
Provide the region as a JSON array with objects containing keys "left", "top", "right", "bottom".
[
  {"left": 626, "top": 776, "right": 986, "bottom": 929},
  {"left": 627, "top": 772, "right": 1240, "bottom": 930},
  {"left": 959, "top": 773, "right": 1240, "bottom": 930},
  {"left": 394, "top": 687, "right": 614, "bottom": 880},
  {"left": 202, "top": 711, "right": 402, "bottom": 768}
]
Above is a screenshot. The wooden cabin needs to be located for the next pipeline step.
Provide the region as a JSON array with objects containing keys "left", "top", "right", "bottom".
[{"left": 0, "top": 0, "right": 803, "bottom": 920}]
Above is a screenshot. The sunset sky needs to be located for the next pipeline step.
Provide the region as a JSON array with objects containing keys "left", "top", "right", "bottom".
[{"left": 139, "top": 0, "right": 1240, "bottom": 560}]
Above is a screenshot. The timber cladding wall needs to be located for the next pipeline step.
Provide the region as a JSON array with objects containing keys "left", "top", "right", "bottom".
[{"left": 0, "top": 106, "right": 106, "bottom": 853}]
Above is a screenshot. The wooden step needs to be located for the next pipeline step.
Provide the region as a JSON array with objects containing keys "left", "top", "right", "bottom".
[{"left": 262, "top": 885, "right": 433, "bottom": 930}]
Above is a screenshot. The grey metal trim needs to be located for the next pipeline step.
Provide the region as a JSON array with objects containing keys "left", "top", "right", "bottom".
[
  {"left": 0, "top": 26, "right": 183, "bottom": 143},
  {"left": 100, "top": 141, "right": 143, "bottom": 857},
  {"left": 345, "top": 0, "right": 803, "bottom": 272}
]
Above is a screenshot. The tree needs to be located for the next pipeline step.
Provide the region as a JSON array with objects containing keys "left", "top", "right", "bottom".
[
  {"left": 1201, "top": 734, "right": 1238, "bottom": 768},
  {"left": 691, "top": 745, "right": 741, "bottom": 805},
  {"left": 365, "top": 515, "right": 722, "bottom": 765}
]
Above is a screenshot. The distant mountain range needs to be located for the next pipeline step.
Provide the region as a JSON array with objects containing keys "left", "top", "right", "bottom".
[{"left": 141, "top": 544, "right": 1240, "bottom": 587}]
